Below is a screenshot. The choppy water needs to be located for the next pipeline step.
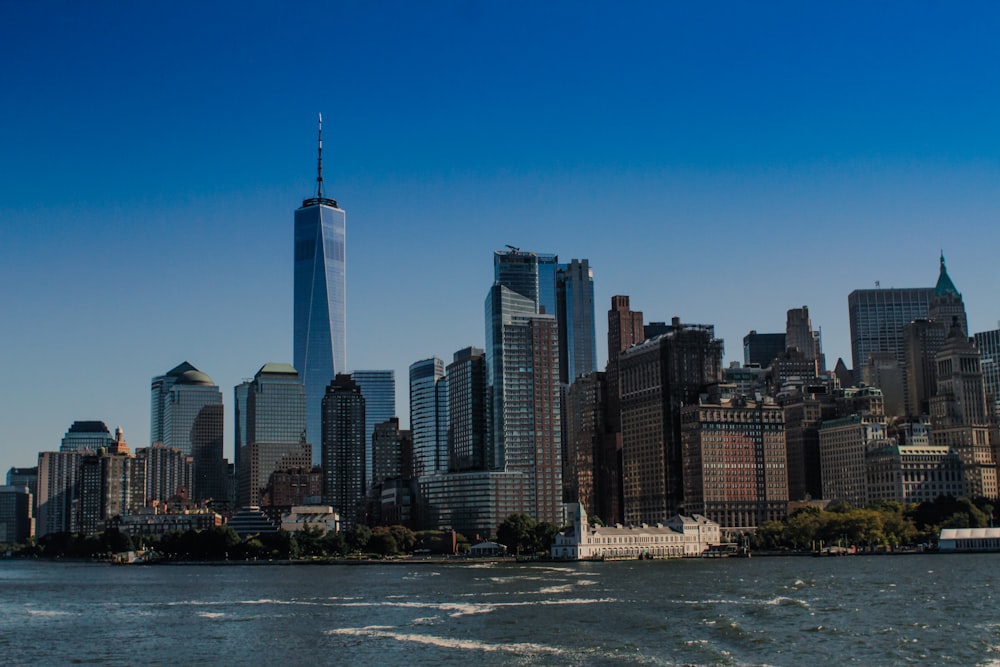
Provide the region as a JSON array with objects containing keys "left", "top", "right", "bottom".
[{"left": 2, "top": 554, "right": 999, "bottom": 666}]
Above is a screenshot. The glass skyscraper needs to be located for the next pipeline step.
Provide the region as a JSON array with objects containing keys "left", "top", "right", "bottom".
[
  {"left": 410, "top": 357, "right": 449, "bottom": 478},
  {"left": 150, "top": 362, "right": 225, "bottom": 503},
  {"left": 236, "top": 363, "right": 311, "bottom": 507},
  {"left": 350, "top": 370, "right": 396, "bottom": 489},
  {"left": 556, "top": 258, "right": 597, "bottom": 384},
  {"left": 294, "top": 117, "right": 346, "bottom": 461}
]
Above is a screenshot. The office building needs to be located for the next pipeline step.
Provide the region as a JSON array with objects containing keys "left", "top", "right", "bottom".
[
  {"left": 236, "top": 363, "right": 312, "bottom": 508},
  {"left": 0, "top": 486, "right": 33, "bottom": 544},
  {"left": 77, "top": 438, "right": 146, "bottom": 536},
  {"left": 35, "top": 450, "right": 81, "bottom": 537},
  {"left": 604, "top": 295, "right": 645, "bottom": 524},
  {"left": 294, "top": 116, "right": 347, "bottom": 460},
  {"left": 350, "top": 370, "right": 396, "bottom": 490},
  {"left": 446, "top": 347, "right": 488, "bottom": 473},
  {"left": 619, "top": 318, "right": 723, "bottom": 524},
  {"left": 849, "top": 287, "right": 934, "bottom": 384},
  {"left": 371, "top": 418, "right": 412, "bottom": 486},
  {"left": 819, "top": 404, "right": 890, "bottom": 507},
  {"left": 786, "top": 306, "right": 824, "bottom": 371},
  {"left": 150, "top": 362, "right": 225, "bottom": 503},
  {"left": 681, "top": 397, "right": 788, "bottom": 530},
  {"left": 410, "top": 357, "right": 449, "bottom": 478},
  {"left": 267, "top": 467, "right": 323, "bottom": 508},
  {"left": 59, "top": 421, "right": 114, "bottom": 453},
  {"left": 563, "top": 372, "right": 612, "bottom": 520},
  {"left": 6, "top": 467, "right": 37, "bottom": 520},
  {"left": 321, "top": 374, "right": 366, "bottom": 528},
  {"left": 866, "top": 444, "right": 965, "bottom": 505},
  {"left": 743, "top": 331, "right": 786, "bottom": 368},
  {"left": 974, "top": 328, "right": 1000, "bottom": 411},
  {"left": 556, "top": 259, "right": 597, "bottom": 384},
  {"left": 135, "top": 443, "right": 193, "bottom": 504}
]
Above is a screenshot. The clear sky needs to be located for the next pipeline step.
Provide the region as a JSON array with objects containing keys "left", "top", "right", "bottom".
[{"left": 3, "top": 2, "right": 1000, "bottom": 470}]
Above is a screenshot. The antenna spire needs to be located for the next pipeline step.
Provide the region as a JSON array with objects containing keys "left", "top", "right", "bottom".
[{"left": 317, "top": 112, "right": 324, "bottom": 199}]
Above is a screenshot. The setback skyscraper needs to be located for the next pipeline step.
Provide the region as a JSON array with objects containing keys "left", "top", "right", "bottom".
[{"left": 294, "top": 115, "right": 346, "bottom": 460}]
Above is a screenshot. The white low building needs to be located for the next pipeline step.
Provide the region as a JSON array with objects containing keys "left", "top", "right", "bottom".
[
  {"left": 938, "top": 527, "right": 1000, "bottom": 552},
  {"left": 551, "top": 503, "right": 721, "bottom": 560},
  {"left": 280, "top": 505, "right": 340, "bottom": 535}
]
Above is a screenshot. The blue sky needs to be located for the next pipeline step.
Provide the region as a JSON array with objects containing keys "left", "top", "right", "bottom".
[{"left": 3, "top": 2, "right": 1000, "bottom": 469}]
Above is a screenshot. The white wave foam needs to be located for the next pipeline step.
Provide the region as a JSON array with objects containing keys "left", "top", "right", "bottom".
[
  {"left": 196, "top": 611, "right": 225, "bottom": 619},
  {"left": 539, "top": 584, "right": 575, "bottom": 594},
  {"left": 328, "top": 626, "right": 565, "bottom": 656}
]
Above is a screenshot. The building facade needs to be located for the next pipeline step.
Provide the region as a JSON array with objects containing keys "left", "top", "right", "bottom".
[
  {"left": 350, "top": 370, "right": 396, "bottom": 490},
  {"left": 236, "top": 363, "right": 311, "bottom": 508},
  {"left": 619, "top": 318, "right": 724, "bottom": 524},
  {"left": 446, "top": 347, "right": 488, "bottom": 473},
  {"left": 294, "top": 117, "right": 347, "bottom": 461},
  {"left": 59, "top": 421, "right": 114, "bottom": 453},
  {"left": 681, "top": 398, "right": 788, "bottom": 530},
  {"left": 410, "top": 357, "right": 449, "bottom": 479},
  {"left": 321, "top": 374, "right": 366, "bottom": 528},
  {"left": 848, "top": 287, "right": 934, "bottom": 384},
  {"left": 556, "top": 258, "right": 597, "bottom": 384}
]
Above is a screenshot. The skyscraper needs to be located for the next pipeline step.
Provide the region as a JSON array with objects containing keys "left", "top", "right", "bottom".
[
  {"left": 620, "top": 318, "right": 723, "bottom": 524},
  {"left": 294, "top": 115, "right": 346, "bottom": 460},
  {"left": 150, "top": 362, "right": 224, "bottom": 503},
  {"left": 321, "top": 374, "right": 366, "bottom": 528},
  {"left": 556, "top": 259, "right": 597, "bottom": 384},
  {"left": 409, "top": 357, "right": 448, "bottom": 478},
  {"left": 350, "top": 370, "right": 396, "bottom": 489},
  {"left": 236, "top": 363, "right": 311, "bottom": 508},
  {"left": 446, "top": 347, "right": 488, "bottom": 472},
  {"left": 59, "top": 421, "right": 114, "bottom": 453}
]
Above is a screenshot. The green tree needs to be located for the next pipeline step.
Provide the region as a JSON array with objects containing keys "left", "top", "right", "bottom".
[
  {"left": 497, "top": 513, "right": 536, "bottom": 555},
  {"left": 368, "top": 527, "right": 399, "bottom": 556},
  {"left": 347, "top": 524, "right": 373, "bottom": 552}
]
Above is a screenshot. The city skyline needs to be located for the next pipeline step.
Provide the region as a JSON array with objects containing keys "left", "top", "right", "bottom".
[{"left": 4, "top": 4, "right": 1000, "bottom": 471}]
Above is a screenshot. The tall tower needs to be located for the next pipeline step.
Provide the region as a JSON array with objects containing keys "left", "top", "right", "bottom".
[
  {"left": 151, "top": 362, "right": 224, "bottom": 503},
  {"left": 236, "top": 363, "right": 311, "bottom": 508},
  {"left": 294, "top": 114, "right": 346, "bottom": 460},
  {"left": 409, "top": 357, "right": 448, "bottom": 478},
  {"left": 350, "top": 370, "right": 396, "bottom": 489},
  {"left": 556, "top": 259, "right": 597, "bottom": 384},
  {"left": 446, "top": 347, "right": 488, "bottom": 472},
  {"left": 321, "top": 374, "right": 366, "bottom": 528}
]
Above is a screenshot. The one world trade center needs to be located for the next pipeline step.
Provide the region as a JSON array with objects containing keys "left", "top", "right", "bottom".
[{"left": 294, "top": 114, "right": 346, "bottom": 461}]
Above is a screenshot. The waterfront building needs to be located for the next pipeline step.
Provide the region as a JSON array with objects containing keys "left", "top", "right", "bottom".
[
  {"left": 866, "top": 444, "right": 965, "bottom": 505},
  {"left": 236, "top": 363, "right": 312, "bottom": 508},
  {"left": 321, "top": 374, "right": 366, "bottom": 528},
  {"left": 619, "top": 318, "right": 723, "bottom": 524},
  {"left": 150, "top": 362, "right": 225, "bottom": 503},
  {"left": 350, "top": 370, "right": 395, "bottom": 490},
  {"left": 930, "top": 323, "right": 998, "bottom": 498},
  {"left": 280, "top": 505, "right": 340, "bottom": 534},
  {"left": 6, "top": 467, "right": 37, "bottom": 520},
  {"left": 409, "top": 357, "right": 448, "bottom": 478},
  {"left": 371, "top": 418, "right": 412, "bottom": 486},
  {"left": 819, "top": 409, "right": 890, "bottom": 507},
  {"left": 556, "top": 259, "right": 597, "bottom": 384},
  {"left": 604, "top": 295, "right": 645, "bottom": 524},
  {"left": 266, "top": 466, "right": 323, "bottom": 507},
  {"left": 563, "top": 372, "right": 610, "bottom": 520},
  {"left": 294, "top": 116, "right": 347, "bottom": 460},
  {"left": 77, "top": 432, "right": 146, "bottom": 536},
  {"left": 0, "top": 486, "right": 33, "bottom": 543},
  {"left": 446, "top": 347, "right": 488, "bottom": 473},
  {"left": 418, "top": 470, "right": 525, "bottom": 540},
  {"left": 681, "top": 397, "right": 788, "bottom": 531},
  {"left": 135, "top": 443, "right": 193, "bottom": 504},
  {"left": 781, "top": 389, "right": 839, "bottom": 501},
  {"left": 59, "top": 421, "right": 114, "bottom": 452},
  {"left": 743, "top": 331, "right": 786, "bottom": 368},
  {"left": 551, "top": 503, "right": 721, "bottom": 560},
  {"left": 110, "top": 508, "right": 221, "bottom": 540},
  {"left": 36, "top": 450, "right": 82, "bottom": 537}
]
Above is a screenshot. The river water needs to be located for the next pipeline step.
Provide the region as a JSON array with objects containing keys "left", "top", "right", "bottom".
[{"left": 2, "top": 554, "right": 999, "bottom": 666}]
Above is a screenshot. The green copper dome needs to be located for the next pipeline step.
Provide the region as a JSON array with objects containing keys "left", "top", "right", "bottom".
[{"left": 935, "top": 252, "right": 960, "bottom": 297}]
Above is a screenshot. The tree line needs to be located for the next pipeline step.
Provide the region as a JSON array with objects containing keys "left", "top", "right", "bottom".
[{"left": 751, "top": 496, "right": 996, "bottom": 551}]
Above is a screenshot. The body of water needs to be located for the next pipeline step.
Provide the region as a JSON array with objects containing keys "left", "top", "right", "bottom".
[{"left": 2, "top": 554, "right": 999, "bottom": 666}]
